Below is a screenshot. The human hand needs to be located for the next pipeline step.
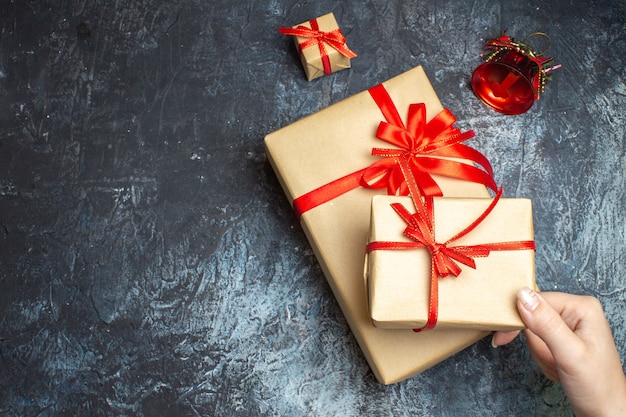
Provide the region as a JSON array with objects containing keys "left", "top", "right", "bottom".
[{"left": 492, "top": 288, "right": 626, "bottom": 417}]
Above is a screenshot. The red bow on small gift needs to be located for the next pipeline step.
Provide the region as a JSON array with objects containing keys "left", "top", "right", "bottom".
[
  {"left": 279, "top": 18, "right": 357, "bottom": 75},
  {"left": 366, "top": 156, "right": 536, "bottom": 331}
]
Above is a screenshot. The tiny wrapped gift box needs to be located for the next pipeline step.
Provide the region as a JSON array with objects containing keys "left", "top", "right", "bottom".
[
  {"left": 279, "top": 12, "right": 356, "bottom": 81},
  {"left": 265, "top": 66, "right": 496, "bottom": 384},
  {"left": 367, "top": 194, "right": 537, "bottom": 331}
]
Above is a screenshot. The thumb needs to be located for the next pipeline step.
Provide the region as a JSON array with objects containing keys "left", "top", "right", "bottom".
[{"left": 516, "top": 287, "right": 581, "bottom": 361}]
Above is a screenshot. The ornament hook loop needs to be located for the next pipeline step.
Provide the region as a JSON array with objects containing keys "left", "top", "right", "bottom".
[{"left": 522, "top": 32, "right": 552, "bottom": 57}]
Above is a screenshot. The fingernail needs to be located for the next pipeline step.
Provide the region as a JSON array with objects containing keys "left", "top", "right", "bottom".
[
  {"left": 491, "top": 335, "right": 498, "bottom": 348},
  {"left": 518, "top": 287, "right": 539, "bottom": 312}
]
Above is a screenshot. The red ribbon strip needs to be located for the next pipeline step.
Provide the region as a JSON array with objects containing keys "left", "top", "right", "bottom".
[
  {"left": 292, "top": 84, "right": 497, "bottom": 220},
  {"left": 279, "top": 18, "right": 357, "bottom": 75},
  {"left": 366, "top": 156, "right": 535, "bottom": 331}
]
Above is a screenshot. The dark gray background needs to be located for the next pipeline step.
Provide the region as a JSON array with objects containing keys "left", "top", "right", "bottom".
[{"left": 1, "top": 1, "right": 624, "bottom": 416}]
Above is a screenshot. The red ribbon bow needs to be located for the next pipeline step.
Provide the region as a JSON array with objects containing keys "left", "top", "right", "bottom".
[
  {"left": 292, "top": 84, "right": 497, "bottom": 220},
  {"left": 366, "top": 156, "right": 536, "bottom": 331},
  {"left": 279, "top": 18, "right": 357, "bottom": 76},
  {"left": 362, "top": 85, "right": 496, "bottom": 197}
]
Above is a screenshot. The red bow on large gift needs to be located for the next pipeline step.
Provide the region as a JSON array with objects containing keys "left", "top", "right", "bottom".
[{"left": 292, "top": 84, "right": 497, "bottom": 219}]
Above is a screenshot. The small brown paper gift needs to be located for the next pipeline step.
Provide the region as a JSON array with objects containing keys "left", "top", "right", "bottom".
[{"left": 367, "top": 194, "right": 537, "bottom": 331}]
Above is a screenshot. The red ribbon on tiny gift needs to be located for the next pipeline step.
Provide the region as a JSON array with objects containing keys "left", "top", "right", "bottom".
[
  {"left": 279, "top": 18, "right": 357, "bottom": 76},
  {"left": 292, "top": 83, "right": 497, "bottom": 220},
  {"left": 366, "top": 156, "right": 536, "bottom": 332}
]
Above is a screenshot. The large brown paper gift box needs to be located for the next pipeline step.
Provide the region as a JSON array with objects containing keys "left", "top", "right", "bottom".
[
  {"left": 264, "top": 66, "right": 490, "bottom": 385},
  {"left": 367, "top": 195, "right": 536, "bottom": 331},
  {"left": 285, "top": 13, "right": 353, "bottom": 81}
]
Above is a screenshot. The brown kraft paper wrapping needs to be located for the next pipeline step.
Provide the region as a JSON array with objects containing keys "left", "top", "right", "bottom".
[
  {"left": 287, "top": 13, "right": 353, "bottom": 81},
  {"left": 367, "top": 195, "right": 537, "bottom": 331},
  {"left": 264, "top": 66, "right": 490, "bottom": 384}
]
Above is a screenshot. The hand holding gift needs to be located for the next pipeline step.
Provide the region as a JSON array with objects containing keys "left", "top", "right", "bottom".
[{"left": 493, "top": 289, "right": 626, "bottom": 417}]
